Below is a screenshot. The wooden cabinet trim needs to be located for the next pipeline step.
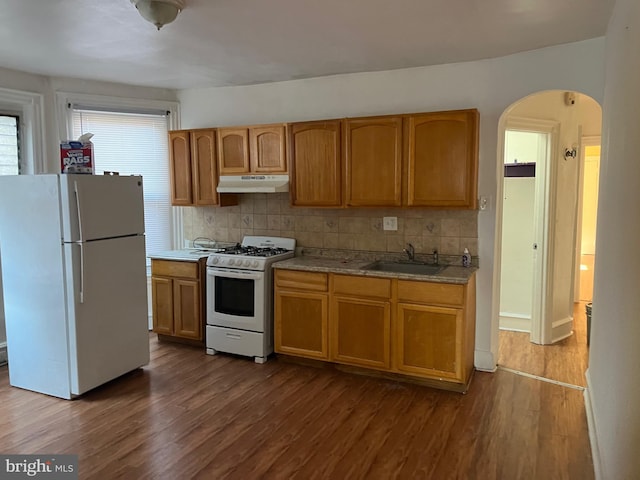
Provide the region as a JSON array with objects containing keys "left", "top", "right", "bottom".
[
  {"left": 397, "top": 280, "right": 464, "bottom": 306},
  {"left": 151, "top": 260, "right": 199, "bottom": 279},
  {"left": 332, "top": 274, "right": 391, "bottom": 299},
  {"left": 275, "top": 270, "right": 328, "bottom": 292}
]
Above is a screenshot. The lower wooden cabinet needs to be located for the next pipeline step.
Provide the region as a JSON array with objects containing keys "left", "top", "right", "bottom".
[
  {"left": 274, "top": 269, "right": 476, "bottom": 390},
  {"left": 331, "top": 296, "right": 390, "bottom": 369},
  {"left": 151, "top": 259, "right": 205, "bottom": 343},
  {"left": 274, "top": 270, "right": 328, "bottom": 359},
  {"left": 395, "top": 303, "right": 463, "bottom": 380}
]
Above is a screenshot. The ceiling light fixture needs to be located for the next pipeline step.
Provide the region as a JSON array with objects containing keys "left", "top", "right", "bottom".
[{"left": 131, "top": 0, "right": 185, "bottom": 30}]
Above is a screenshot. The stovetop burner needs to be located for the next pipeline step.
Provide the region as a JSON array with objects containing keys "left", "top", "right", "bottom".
[{"left": 216, "top": 243, "right": 292, "bottom": 257}]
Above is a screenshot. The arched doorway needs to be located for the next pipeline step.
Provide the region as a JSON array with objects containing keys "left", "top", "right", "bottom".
[{"left": 493, "top": 90, "right": 602, "bottom": 386}]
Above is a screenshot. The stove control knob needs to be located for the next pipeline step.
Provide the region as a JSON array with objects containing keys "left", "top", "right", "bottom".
[
  {"left": 228, "top": 259, "right": 235, "bottom": 266},
  {"left": 244, "top": 260, "right": 251, "bottom": 267},
  {"left": 252, "top": 261, "right": 259, "bottom": 268},
  {"left": 211, "top": 257, "right": 219, "bottom": 265}
]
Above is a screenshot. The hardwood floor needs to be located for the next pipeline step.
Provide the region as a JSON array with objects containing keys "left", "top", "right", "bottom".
[
  {"left": 0, "top": 335, "right": 593, "bottom": 479},
  {"left": 498, "top": 302, "right": 590, "bottom": 387}
]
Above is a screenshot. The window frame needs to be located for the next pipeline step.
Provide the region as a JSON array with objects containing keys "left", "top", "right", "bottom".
[
  {"left": 0, "top": 87, "right": 46, "bottom": 174},
  {"left": 56, "top": 92, "right": 183, "bottom": 251}
]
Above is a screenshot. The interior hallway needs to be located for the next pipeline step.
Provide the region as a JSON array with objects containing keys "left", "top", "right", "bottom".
[{"left": 498, "top": 302, "right": 590, "bottom": 387}]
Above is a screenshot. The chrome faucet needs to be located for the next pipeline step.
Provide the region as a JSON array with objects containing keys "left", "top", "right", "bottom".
[
  {"left": 403, "top": 243, "right": 415, "bottom": 261},
  {"left": 433, "top": 249, "right": 439, "bottom": 265}
]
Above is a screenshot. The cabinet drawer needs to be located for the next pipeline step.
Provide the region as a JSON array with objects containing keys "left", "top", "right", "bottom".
[
  {"left": 152, "top": 260, "right": 199, "bottom": 279},
  {"left": 275, "top": 270, "right": 328, "bottom": 292},
  {"left": 397, "top": 280, "right": 464, "bottom": 306},
  {"left": 332, "top": 274, "right": 391, "bottom": 299}
]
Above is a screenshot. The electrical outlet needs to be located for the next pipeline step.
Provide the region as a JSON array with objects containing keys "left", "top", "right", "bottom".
[
  {"left": 383, "top": 216, "right": 398, "bottom": 231},
  {"left": 479, "top": 196, "right": 491, "bottom": 211}
]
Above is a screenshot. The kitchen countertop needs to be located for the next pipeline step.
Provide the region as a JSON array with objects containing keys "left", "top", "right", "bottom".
[
  {"left": 273, "top": 256, "right": 476, "bottom": 284},
  {"left": 148, "top": 249, "right": 216, "bottom": 262}
]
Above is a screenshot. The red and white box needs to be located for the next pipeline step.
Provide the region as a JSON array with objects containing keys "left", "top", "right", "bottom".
[{"left": 60, "top": 137, "right": 94, "bottom": 174}]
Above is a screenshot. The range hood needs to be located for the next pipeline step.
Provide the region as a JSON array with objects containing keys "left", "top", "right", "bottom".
[{"left": 216, "top": 175, "right": 289, "bottom": 193}]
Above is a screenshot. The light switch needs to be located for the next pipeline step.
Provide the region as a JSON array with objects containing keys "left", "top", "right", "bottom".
[{"left": 383, "top": 217, "right": 398, "bottom": 231}]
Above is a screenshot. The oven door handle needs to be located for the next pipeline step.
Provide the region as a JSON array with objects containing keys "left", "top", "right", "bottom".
[{"left": 207, "top": 268, "right": 263, "bottom": 281}]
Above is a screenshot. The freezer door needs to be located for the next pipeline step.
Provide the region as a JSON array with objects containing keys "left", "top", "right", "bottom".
[
  {"left": 64, "top": 235, "right": 150, "bottom": 395},
  {"left": 59, "top": 174, "right": 145, "bottom": 242}
]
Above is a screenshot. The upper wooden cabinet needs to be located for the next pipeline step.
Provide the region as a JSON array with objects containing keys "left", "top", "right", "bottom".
[
  {"left": 217, "top": 128, "right": 249, "bottom": 174},
  {"left": 344, "top": 116, "right": 403, "bottom": 207},
  {"left": 288, "top": 120, "right": 342, "bottom": 207},
  {"left": 250, "top": 125, "right": 287, "bottom": 173},
  {"left": 406, "top": 109, "right": 479, "bottom": 208},
  {"left": 169, "top": 129, "right": 237, "bottom": 207},
  {"left": 218, "top": 124, "right": 287, "bottom": 175}
]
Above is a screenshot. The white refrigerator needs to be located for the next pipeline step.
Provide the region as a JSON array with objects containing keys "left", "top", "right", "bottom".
[{"left": 0, "top": 174, "right": 150, "bottom": 399}]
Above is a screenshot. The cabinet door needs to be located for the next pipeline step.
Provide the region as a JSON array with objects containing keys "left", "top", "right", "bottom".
[
  {"left": 218, "top": 128, "right": 250, "bottom": 175},
  {"left": 344, "top": 116, "right": 403, "bottom": 206},
  {"left": 169, "top": 131, "right": 193, "bottom": 206},
  {"left": 395, "top": 303, "right": 463, "bottom": 381},
  {"left": 330, "top": 296, "right": 391, "bottom": 369},
  {"left": 288, "top": 120, "right": 342, "bottom": 206},
  {"left": 191, "top": 129, "right": 219, "bottom": 205},
  {"left": 250, "top": 125, "right": 287, "bottom": 173},
  {"left": 152, "top": 276, "right": 174, "bottom": 335},
  {"left": 173, "top": 279, "right": 202, "bottom": 340},
  {"left": 275, "top": 290, "right": 328, "bottom": 359},
  {"left": 406, "top": 109, "right": 478, "bottom": 208}
]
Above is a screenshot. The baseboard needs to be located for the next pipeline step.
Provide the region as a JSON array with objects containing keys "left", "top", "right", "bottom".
[
  {"left": 552, "top": 315, "right": 574, "bottom": 343},
  {"left": 0, "top": 341, "right": 7, "bottom": 366},
  {"left": 584, "top": 370, "right": 603, "bottom": 480},
  {"left": 499, "top": 312, "right": 531, "bottom": 332},
  {"left": 474, "top": 349, "right": 497, "bottom": 372}
]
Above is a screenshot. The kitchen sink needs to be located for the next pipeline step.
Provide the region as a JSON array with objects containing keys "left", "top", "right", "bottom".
[{"left": 361, "top": 261, "right": 445, "bottom": 275}]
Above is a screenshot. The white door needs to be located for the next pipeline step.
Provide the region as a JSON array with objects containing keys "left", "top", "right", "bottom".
[
  {"left": 59, "top": 174, "right": 145, "bottom": 242},
  {"left": 65, "top": 235, "right": 150, "bottom": 395}
]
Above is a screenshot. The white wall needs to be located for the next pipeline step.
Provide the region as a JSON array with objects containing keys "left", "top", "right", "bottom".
[
  {"left": 588, "top": 0, "right": 640, "bottom": 477},
  {"left": 179, "top": 38, "right": 606, "bottom": 369}
]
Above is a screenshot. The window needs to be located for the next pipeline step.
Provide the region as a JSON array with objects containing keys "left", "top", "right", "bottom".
[
  {"left": 71, "top": 108, "right": 173, "bottom": 258},
  {"left": 0, "top": 114, "right": 20, "bottom": 175}
]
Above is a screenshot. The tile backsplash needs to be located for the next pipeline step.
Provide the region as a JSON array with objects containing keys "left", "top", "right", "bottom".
[{"left": 183, "top": 193, "right": 478, "bottom": 257}]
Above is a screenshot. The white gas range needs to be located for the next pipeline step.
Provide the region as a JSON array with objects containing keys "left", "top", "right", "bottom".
[{"left": 205, "top": 236, "right": 295, "bottom": 363}]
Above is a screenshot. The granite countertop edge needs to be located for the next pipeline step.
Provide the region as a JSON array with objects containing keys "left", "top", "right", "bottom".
[
  {"left": 273, "top": 256, "right": 477, "bottom": 284},
  {"left": 148, "top": 249, "right": 211, "bottom": 262}
]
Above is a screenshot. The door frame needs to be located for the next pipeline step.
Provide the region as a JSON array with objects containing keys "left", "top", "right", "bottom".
[
  {"left": 497, "top": 116, "right": 560, "bottom": 345},
  {"left": 573, "top": 135, "right": 601, "bottom": 302}
]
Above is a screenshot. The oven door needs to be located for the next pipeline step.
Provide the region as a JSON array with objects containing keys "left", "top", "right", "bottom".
[{"left": 206, "top": 267, "right": 265, "bottom": 332}]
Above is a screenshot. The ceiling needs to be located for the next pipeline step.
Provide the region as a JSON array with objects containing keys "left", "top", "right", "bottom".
[{"left": 0, "top": 0, "right": 615, "bottom": 91}]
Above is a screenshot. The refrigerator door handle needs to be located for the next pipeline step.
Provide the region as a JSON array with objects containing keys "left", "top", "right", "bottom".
[
  {"left": 73, "top": 181, "right": 84, "bottom": 242},
  {"left": 74, "top": 181, "right": 86, "bottom": 303},
  {"left": 78, "top": 242, "right": 85, "bottom": 304}
]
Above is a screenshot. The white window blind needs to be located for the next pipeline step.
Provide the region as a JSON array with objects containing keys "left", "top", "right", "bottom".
[
  {"left": 0, "top": 115, "right": 19, "bottom": 175},
  {"left": 71, "top": 109, "right": 172, "bottom": 257}
]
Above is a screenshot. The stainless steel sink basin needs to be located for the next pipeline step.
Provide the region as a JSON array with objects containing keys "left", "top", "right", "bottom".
[{"left": 361, "top": 261, "right": 445, "bottom": 275}]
